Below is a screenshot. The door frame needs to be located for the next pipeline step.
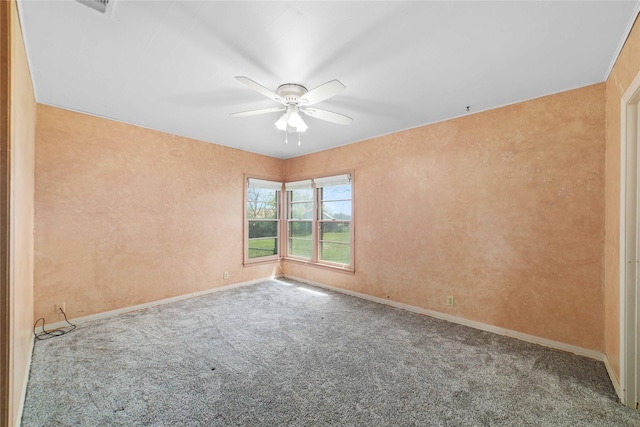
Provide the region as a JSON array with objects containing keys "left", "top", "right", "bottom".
[
  {"left": 0, "top": 1, "right": 11, "bottom": 425},
  {"left": 620, "top": 69, "right": 640, "bottom": 411}
]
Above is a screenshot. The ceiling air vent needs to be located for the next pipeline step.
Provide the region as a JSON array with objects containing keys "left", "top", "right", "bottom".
[{"left": 77, "top": 0, "right": 110, "bottom": 14}]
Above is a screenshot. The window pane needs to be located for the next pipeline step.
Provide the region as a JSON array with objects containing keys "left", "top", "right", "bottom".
[
  {"left": 319, "top": 242, "right": 350, "bottom": 264},
  {"left": 320, "top": 184, "right": 351, "bottom": 201},
  {"left": 290, "top": 202, "right": 313, "bottom": 220},
  {"left": 319, "top": 222, "right": 350, "bottom": 243},
  {"left": 321, "top": 200, "right": 351, "bottom": 220},
  {"left": 289, "top": 238, "right": 312, "bottom": 258},
  {"left": 248, "top": 187, "right": 278, "bottom": 203},
  {"left": 249, "top": 220, "right": 277, "bottom": 239},
  {"left": 247, "top": 188, "right": 278, "bottom": 219},
  {"left": 289, "top": 221, "right": 312, "bottom": 238},
  {"left": 249, "top": 238, "right": 278, "bottom": 258},
  {"left": 290, "top": 188, "right": 313, "bottom": 202}
]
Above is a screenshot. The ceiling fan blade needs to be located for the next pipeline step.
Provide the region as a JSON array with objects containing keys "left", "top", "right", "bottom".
[
  {"left": 235, "top": 76, "right": 285, "bottom": 105},
  {"left": 299, "top": 80, "right": 346, "bottom": 106},
  {"left": 301, "top": 108, "right": 352, "bottom": 125},
  {"left": 230, "top": 107, "right": 285, "bottom": 117}
]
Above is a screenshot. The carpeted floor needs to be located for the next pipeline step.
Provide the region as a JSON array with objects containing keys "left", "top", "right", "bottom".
[{"left": 22, "top": 278, "right": 640, "bottom": 426}]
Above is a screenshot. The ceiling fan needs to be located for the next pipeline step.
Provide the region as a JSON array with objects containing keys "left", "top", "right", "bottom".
[{"left": 230, "top": 76, "right": 352, "bottom": 145}]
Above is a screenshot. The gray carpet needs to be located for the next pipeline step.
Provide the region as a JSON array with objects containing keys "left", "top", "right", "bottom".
[{"left": 22, "top": 278, "right": 640, "bottom": 426}]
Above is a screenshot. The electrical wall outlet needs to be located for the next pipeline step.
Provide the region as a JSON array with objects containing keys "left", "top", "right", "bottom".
[
  {"left": 446, "top": 296, "right": 454, "bottom": 307},
  {"left": 223, "top": 272, "right": 229, "bottom": 280}
]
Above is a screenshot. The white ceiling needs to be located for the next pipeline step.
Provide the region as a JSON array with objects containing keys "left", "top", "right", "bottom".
[{"left": 18, "top": 1, "right": 640, "bottom": 159}]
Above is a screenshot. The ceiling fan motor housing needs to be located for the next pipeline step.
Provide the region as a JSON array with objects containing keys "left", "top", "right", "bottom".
[{"left": 277, "top": 84, "right": 308, "bottom": 105}]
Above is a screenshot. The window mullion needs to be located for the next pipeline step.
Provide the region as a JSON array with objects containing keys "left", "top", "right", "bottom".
[
  {"left": 285, "top": 189, "right": 290, "bottom": 258},
  {"left": 278, "top": 189, "right": 284, "bottom": 259},
  {"left": 312, "top": 183, "right": 319, "bottom": 263}
]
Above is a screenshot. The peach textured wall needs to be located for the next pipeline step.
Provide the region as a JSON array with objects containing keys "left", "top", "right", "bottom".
[
  {"left": 35, "top": 76, "right": 608, "bottom": 361},
  {"left": 284, "top": 84, "right": 606, "bottom": 352},
  {"left": 604, "top": 16, "right": 640, "bottom": 383},
  {"left": 36, "top": 85, "right": 606, "bottom": 355},
  {"left": 34, "top": 105, "right": 282, "bottom": 323},
  {"left": 9, "top": 1, "right": 36, "bottom": 425}
]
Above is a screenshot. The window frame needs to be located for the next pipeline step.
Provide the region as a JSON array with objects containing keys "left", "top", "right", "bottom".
[
  {"left": 283, "top": 172, "right": 355, "bottom": 272},
  {"left": 243, "top": 176, "right": 283, "bottom": 265},
  {"left": 316, "top": 178, "right": 353, "bottom": 268},
  {"left": 285, "top": 180, "right": 315, "bottom": 262}
]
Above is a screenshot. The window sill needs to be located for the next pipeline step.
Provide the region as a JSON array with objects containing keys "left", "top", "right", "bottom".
[
  {"left": 282, "top": 257, "right": 355, "bottom": 275},
  {"left": 243, "top": 257, "right": 280, "bottom": 267}
]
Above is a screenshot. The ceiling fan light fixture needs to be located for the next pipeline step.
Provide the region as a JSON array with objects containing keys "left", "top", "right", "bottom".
[
  {"left": 275, "top": 113, "right": 289, "bottom": 131},
  {"left": 287, "top": 109, "right": 303, "bottom": 127},
  {"left": 276, "top": 109, "right": 307, "bottom": 133},
  {"left": 296, "top": 119, "right": 308, "bottom": 133}
]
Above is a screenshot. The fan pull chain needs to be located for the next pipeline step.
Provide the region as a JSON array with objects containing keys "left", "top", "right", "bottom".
[{"left": 282, "top": 132, "right": 302, "bottom": 146}]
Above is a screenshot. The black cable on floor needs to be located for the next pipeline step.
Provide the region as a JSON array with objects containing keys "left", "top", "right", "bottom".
[{"left": 33, "top": 308, "right": 76, "bottom": 340}]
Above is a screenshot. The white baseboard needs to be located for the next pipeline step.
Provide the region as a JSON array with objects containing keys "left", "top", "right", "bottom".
[
  {"left": 43, "top": 273, "right": 605, "bottom": 363},
  {"left": 603, "top": 353, "right": 623, "bottom": 401},
  {"left": 16, "top": 333, "right": 34, "bottom": 427},
  {"left": 44, "top": 276, "right": 276, "bottom": 330},
  {"left": 285, "top": 275, "right": 605, "bottom": 362}
]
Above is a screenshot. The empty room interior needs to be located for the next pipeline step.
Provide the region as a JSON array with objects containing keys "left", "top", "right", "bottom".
[{"left": 4, "top": 0, "right": 640, "bottom": 425}]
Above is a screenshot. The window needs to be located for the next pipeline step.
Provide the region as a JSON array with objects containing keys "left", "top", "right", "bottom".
[
  {"left": 245, "top": 178, "right": 281, "bottom": 262},
  {"left": 284, "top": 173, "right": 353, "bottom": 270},
  {"left": 316, "top": 175, "right": 352, "bottom": 266},
  {"left": 244, "top": 173, "right": 354, "bottom": 270},
  {"left": 286, "top": 180, "right": 314, "bottom": 260}
]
